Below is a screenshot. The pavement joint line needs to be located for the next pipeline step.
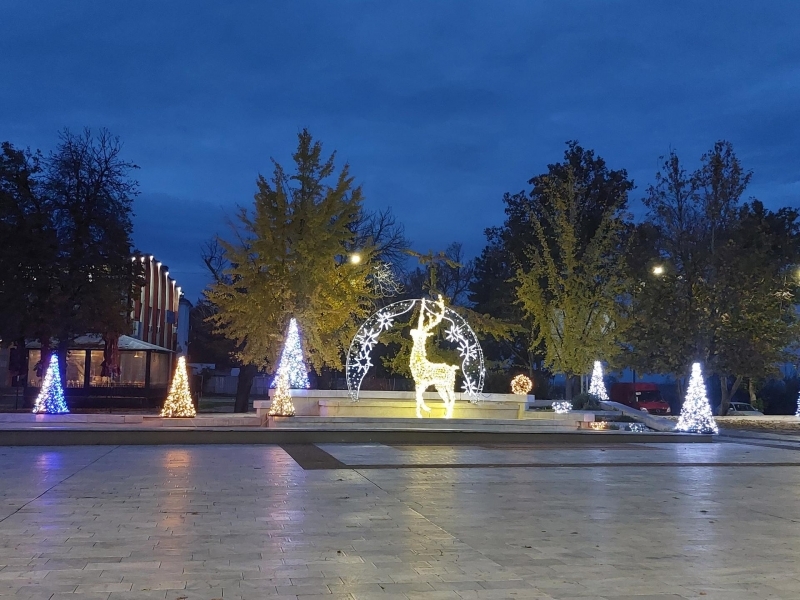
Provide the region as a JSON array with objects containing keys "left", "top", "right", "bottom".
[{"left": 0, "top": 445, "right": 120, "bottom": 524}]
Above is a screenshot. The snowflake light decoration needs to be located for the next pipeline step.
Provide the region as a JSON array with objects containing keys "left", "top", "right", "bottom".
[{"left": 346, "top": 299, "right": 485, "bottom": 404}]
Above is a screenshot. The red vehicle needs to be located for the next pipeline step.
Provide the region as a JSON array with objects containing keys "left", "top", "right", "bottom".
[{"left": 609, "top": 383, "right": 671, "bottom": 415}]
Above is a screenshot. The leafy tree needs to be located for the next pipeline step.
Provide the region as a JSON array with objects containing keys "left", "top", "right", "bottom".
[
  {"left": 632, "top": 141, "right": 799, "bottom": 414},
  {"left": 205, "top": 130, "right": 375, "bottom": 411},
  {"left": 516, "top": 168, "right": 630, "bottom": 398},
  {"left": 0, "top": 130, "right": 140, "bottom": 382},
  {"left": 473, "top": 142, "right": 633, "bottom": 396}
]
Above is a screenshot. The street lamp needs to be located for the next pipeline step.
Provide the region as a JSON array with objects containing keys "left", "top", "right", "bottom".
[
  {"left": 652, "top": 265, "right": 665, "bottom": 276},
  {"left": 349, "top": 253, "right": 362, "bottom": 265}
]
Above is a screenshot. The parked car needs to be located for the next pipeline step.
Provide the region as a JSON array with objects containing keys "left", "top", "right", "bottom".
[
  {"left": 609, "top": 382, "right": 671, "bottom": 415},
  {"left": 726, "top": 402, "right": 764, "bottom": 416}
]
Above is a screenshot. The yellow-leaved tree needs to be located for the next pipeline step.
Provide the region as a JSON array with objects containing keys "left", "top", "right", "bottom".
[{"left": 205, "top": 130, "right": 376, "bottom": 411}]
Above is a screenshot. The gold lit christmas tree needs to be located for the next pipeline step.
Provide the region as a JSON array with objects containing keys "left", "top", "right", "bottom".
[
  {"left": 161, "top": 356, "right": 196, "bottom": 417},
  {"left": 268, "top": 369, "right": 295, "bottom": 417}
]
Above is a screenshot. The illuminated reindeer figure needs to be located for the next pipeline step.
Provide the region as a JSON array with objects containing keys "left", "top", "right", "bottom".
[{"left": 409, "top": 295, "right": 459, "bottom": 418}]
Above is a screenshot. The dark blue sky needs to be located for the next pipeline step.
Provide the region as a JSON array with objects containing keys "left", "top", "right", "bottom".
[{"left": 2, "top": 1, "right": 798, "bottom": 301}]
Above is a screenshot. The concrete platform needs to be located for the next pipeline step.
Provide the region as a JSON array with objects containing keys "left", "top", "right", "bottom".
[{"left": 268, "top": 415, "right": 583, "bottom": 432}]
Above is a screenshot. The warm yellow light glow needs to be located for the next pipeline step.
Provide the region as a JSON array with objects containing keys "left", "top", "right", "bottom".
[
  {"left": 510, "top": 374, "right": 532, "bottom": 395},
  {"left": 161, "top": 356, "right": 196, "bottom": 417},
  {"left": 652, "top": 265, "right": 665, "bottom": 276},
  {"left": 268, "top": 371, "right": 295, "bottom": 417},
  {"left": 409, "top": 295, "right": 459, "bottom": 418},
  {"left": 589, "top": 421, "right": 609, "bottom": 430},
  {"left": 349, "top": 253, "right": 362, "bottom": 265}
]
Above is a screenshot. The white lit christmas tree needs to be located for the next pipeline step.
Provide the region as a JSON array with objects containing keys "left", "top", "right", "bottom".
[
  {"left": 675, "top": 362, "right": 718, "bottom": 434},
  {"left": 161, "top": 356, "right": 196, "bottom": 417},
  {"left": 32, "top": 354, "right": 69, "bottom": 414},
  {"left": 588, "top": 360, "right": 609, "bottom": 401},
  {"left": 268, "top": 369, "right": 295, "bottom": 417},
  {"left": 795, "top": 388, "right": 800, "bottom": 418},
  {"left": 270, "top": 318, "right": 310, "bottom": 389}
]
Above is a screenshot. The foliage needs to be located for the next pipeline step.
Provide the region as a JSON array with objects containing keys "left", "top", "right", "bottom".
[
  {"left": 629, "top": 141, "right": 800, "bottom": 415},
  {"left": 0, "top": 130, "right": 140, "bottom": 366},
  {"left": 515, "top": 166, "right": 630, "bottom": 385},
  {"left": 205, "top": 129, "right": 376, "bottom": 375},
  {"left": 571, "top": 393, "right": 601, "bottom": 410}
]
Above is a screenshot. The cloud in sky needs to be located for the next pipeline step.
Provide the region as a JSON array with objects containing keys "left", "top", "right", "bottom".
[{"left": 1, "top": 0, "right": 798, "bottom": 299}]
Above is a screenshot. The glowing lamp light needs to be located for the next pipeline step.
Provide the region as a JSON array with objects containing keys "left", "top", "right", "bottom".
[
  {"left": 32, "top": 354, "right": 69, "bottom": 414},
  {"left": 652, "top": 265, "right": 665, "bottom": 276},
  {"left": 160, "top": 356, "right": 196, "bottom": 417},
  {"left": 588, "top": 361, "right": 609, "bottom": 401},
  {"left": 675, "top": 363, "right": 718, "bottom": 434},
  {"left": 349, "top": 253, "right": 362, "bottom": 265},
  {"left": 511, "top": 374, "right": 533, "bottom": 395}
]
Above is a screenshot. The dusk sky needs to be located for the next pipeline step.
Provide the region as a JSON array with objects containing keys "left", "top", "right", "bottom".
[{"left": 2, "top": 1, "right": 798, "bottom": 301}]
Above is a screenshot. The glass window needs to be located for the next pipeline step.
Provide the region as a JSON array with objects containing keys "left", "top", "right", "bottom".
[
  {"left": 65, "top": 351, "right": 86, "bottom": 388},
  {"left": 119, "top": 352, "right": 146, "bottom": 387},
  {"left": 28, "top": 350, "right": 41, "bottom": 387},
  {"left": 150, "top": 353, "right": 170, "bottom": 387},
  {"left": 89, "top": 350, "right": 110, "bottom": 387}
]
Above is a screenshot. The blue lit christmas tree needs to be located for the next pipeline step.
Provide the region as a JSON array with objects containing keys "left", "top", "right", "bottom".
[
  {"left": 270, "top": 318, "right": 310, "bottom": 389},
  {"left": 32, "top": 354, "right": 69, "bottom": 414},
  {"left": 675, "top": 362, "right": 718, "bottom": 434}
]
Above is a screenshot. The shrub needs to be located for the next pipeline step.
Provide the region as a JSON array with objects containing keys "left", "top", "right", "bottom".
[{"left": 572, "top": 392, "right": 602, "bottom": 410}]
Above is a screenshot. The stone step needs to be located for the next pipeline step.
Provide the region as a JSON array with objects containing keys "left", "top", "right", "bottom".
[{"left": 267, "top": 416, "right": 580, "bottom": 431}]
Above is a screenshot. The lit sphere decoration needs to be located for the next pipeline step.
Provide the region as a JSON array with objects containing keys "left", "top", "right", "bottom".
[
  {"left": 346, "top": 298, "right": 485, "bottom": 404},
  {"left": 510, "top": 374, "right": 533, "bottom": 395}
]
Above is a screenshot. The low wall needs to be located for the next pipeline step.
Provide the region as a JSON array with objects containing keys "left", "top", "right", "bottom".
[{"left": 254, "top": 390, "right": 534, "bottom": 421}]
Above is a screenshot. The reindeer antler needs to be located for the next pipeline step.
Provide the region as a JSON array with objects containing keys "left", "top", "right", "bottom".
[{"left": 421, "top": 294, "right": 446, "bottom": 331}]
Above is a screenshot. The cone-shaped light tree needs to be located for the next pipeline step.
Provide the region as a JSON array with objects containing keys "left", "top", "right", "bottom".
[
  {"left": 270, "top": 318, "right": 310, "bottom": 389},
  {"left": 268, "top": 369, "right": 295, "bottom": 417},
  {"left": 161, "top": 356, "right": 196, "bottom": 417},
  {"left": 795, "top": 389, "right": 800, "bottom": 418},
  {"left": 676, "top": 363, "right": 718, "bottom": 434},
  {"left": 588, "top": 361, "right": 609, "bottom": 401},
  {"left": 32, "top": 354, "right": 69, "bottom": 414}
]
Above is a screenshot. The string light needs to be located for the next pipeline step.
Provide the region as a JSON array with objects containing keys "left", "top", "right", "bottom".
[
  {"left": 268, "top": 370, "right": 295, "bottom": 416},
  {"left": 161, "top": 356, "right": 196, "bottom": 417},
  {"left": 346, "top": 299, "right": 485, "bottom": 404},
  {"left": 270, "top": 318, "right": 310, "bottom": 389},
  {"left": 511, "top": 374, "right": 532, "bottom": 395},
  {"left": 588, "top": 360, "right": 609, "bottom": 401},
  {"left": 795, "top": 388, "right": 800, "bottom": 418},
  {"left": 409, "top": 296, "right": 460, "bottom": 418},
  {"left": 552, "top": 401, "right": 571, "bottom": 414},
  {"left": 32, "top": 354, "right": 69, "bottom": 414},
  {"left": 675, "top": 362, "right": 718, "bottom": 434}
]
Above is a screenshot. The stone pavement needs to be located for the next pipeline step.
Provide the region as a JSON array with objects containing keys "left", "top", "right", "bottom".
[{"left": 1, "top": 441, "right": 800, "bottom": 599}]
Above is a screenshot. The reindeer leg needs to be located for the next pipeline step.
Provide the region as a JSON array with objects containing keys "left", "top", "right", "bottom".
[{"left": 416, "top": 387, "right": 430, "bottom": 418}]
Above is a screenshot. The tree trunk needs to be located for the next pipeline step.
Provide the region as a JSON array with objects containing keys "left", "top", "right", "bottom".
[
  {"left": 56, "top": 338, "right": 70, "bottom": 390},
  {"left": 748, "top": 378, "right": 757, "bottom": 406},
  {"left": 234, "top": 364, "right": 257, "bottom": 413},
  {"left": 719, "top": 374, "right": 743, "bottom": 417}
]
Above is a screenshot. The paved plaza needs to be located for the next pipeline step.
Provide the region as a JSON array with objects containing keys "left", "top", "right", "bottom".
[{"left": 1, "top": 438, "right": 800, "bottom": 599}]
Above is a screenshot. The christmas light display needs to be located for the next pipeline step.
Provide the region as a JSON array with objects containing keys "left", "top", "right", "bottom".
[
  {"left": 270, "top": 318, "right": 310, "bottom": 389},
  {"left": 552, "top": 401, "right": 572, "bottom": 414},
  {"left": 369, "top": 261, "right": 403, "bottom": 297},
  {"left": 346, "top": 298, "right": 485, "bottom": 406},
  {"left": 268, "top": 370, "right": 295, "bottom": 417},
  {"left": 795, "top": 389, "right": 800, "bottom": 418},
  {"left": 675, "top": 362, "right": 718, "bottom": 434},
  {"left": 408, "top": 296, "right": 460, "bottom": 418},
  {"left": 32, "top": 354, "right": 69, "bottom": 414},
  {"left": 511, "top": 374, "right": 532, "bottom": 395},
  {"left": 588, "top": 361, "right": 609, "bottom": 401},
  {"left": 161, "top": 356, "right": 196, "bottom": 417}
]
